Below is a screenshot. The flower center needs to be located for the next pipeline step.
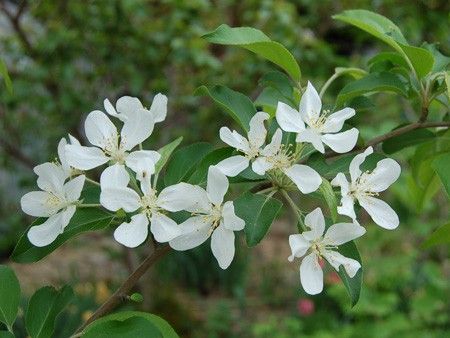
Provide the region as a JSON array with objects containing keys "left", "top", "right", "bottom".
[
  {"left": 245, "top": 146, "right": 260, "bottom": 160},
  {"left": 207, "top": 204, "right": 223, "bottom": 235},
  {"left": 308, "top": 110, "right": 329, "bottom": 131},
  {"left": 140, "top": 190, "right": 158, "bottom": 217},
  {"left": 349, "top": 171, "right": 379, "bottom": 199},
  {"left": 267, "top": 144, "right": 294, "bottom": 170}
]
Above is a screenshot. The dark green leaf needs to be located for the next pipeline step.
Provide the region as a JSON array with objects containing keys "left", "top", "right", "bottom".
[
  {"left": 368, "top": 52, "right": 409, "bottom": 71},
  {"left": 431, "top": 152, "right": 450, "bottom": 197},
  {"left": 0, "top": 332, "right": 14, "bottom": 338},
  {"left": 382, "top": 128, "right": 435, "bottom": 154},
  {"left": 164, "top": 142, "right": 213, "bottom": 186},
  {"left": 337, "top": 241, "right": 363, "bottom": 307},
  {"left": 337, "top": 72, "right": 407, "bottom": 105},
  {"left": 234, "top": 192, "right": 283, "bottom": 247},
  {"left": 422, "top": 223, "right": 450, "bottom": 248},
  {"left": 11, "top": 208, "right": 114, "bottom": 263},
  {"left": 82, "top": 311, "right": 179, "bottom": 338},
  {"left": 195, "top": 85, "right": 255, "bottom": 132},
  {"left": 188, "top": 147, "right": 234, "bottom": 186},
  {"left": 0, "top": 265, "right": 20, "bottom": 331},
  {"left": 203, "top": 24, "right": 301, "bottom": 81},
  {"left": 259, "top": 71, "right": 295, "bottom": 98},
  {"left": 155, "top": 137, "right": 183, "bottom": 175},
  {"left": 25, "top": 286, "right": 73, "bottom": 338}
]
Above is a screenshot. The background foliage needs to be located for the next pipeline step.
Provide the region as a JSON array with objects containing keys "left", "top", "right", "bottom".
[{"left": 0, "top": 0, "right": 449, "bottom": 337}]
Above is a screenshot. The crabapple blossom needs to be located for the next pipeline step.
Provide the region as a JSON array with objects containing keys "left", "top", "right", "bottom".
[
  {"left": 288, "top": 208, "right": 365, "bottom": 295},
  {"left": 167, "top": 166, "right": 245, "bottom": 269},
  {"left": 276, "top": 82, "right": 359, "bottom": 154},
  {"left": 331, "top": 146, "right": 401, "bottom": 229},
  {"left": 57, "top": 134, "right": 81, "bottom": 177}
]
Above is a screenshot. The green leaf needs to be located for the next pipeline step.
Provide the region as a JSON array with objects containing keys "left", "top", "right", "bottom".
[
  {"left": 234, "top": 192, "right": 283, "bottom": 247},
  {"left": 0, "top": 265, "right": 20, "bottom": 331},
  {"left": 382, "top": 128, "right": 435, "bottom": 154},
  {"left": 423, "top": 42, "right": 450, "bottom": 72},
  {"left": 195, "top": 85, "right": 255, "bottom": 132},
  {"left": 259, "top": 71, "right": 295, "bottom": 98},
  {"left": 25, "top": 285, "right": 73, "bottom": 338},
  {"left": 319, "top": 179, "right": 338, "bottom": 222},
  {"left": 397, "top": 44, "right": 434, "bottom": 78},
  {"left": 164, "top": 142, "right": 213, "bottom": 186},
  {"left": 82, "top": 311, "right": 179, "bottom": 338},
  {"left": 0, "top": 59, "right": 12, "bottom": 94},
  {"left": 203, "top": 24, "right": 301, "bottom": 81},
  {"left": 0, "top": 332, "right": 14, "bottom": 338},
  {"left": 334, "top": 67, "right": 367, "bottom": 80},
  {"left": 155, "top": 137, "right": 183, "bottom": 175},
  {"left": 188, "top": 147, "right": 234, "bottom": 186},
  {"left": 11, "top": 208, "right": 114, "bottom": 263},
  {"left": 337, "top": 72, "right": 407, "bottom": 105},
  {"left": 445, "top": 71, "right": 450, "bottom": 101},
  {"left": 431, "top": 152, "right": 450, "bottom": 197},
  {"left": 368, "top": 52, "right": 409, "bottom": 71},
  {"left": 337, "top": 241, "right": 363, "bottom": 306},
  {"left": 422, "top": 223, "right": 450, "bottom": 248}
]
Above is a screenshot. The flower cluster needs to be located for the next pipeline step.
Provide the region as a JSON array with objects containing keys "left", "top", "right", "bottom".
[{"left": 20, "top": 82, "right": 401, "bottom": 294}]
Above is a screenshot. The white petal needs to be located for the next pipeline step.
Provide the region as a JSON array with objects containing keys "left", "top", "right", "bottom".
[
  {"left": 104, "top": 98, "right": 126, "bottom": 121},
  {"left": 221, "top": 201, "right": 245, "bottom": 231},
  {"left": 322, "top": 107, "right": 356, "bottom": 133},
  {"left": 251, "top": 157, "right": 273, "bottom": 175},
  {"left": 149, "top": 93, "right": 168, "bottom": 123},
  {"left": 322, "top": 128, "right": 359, "bottom": 153},
  {"left": 158, "top": 183, "right": 211, "bottom": 213},
  {"left": 150, "top": 212, "right": 181, "bottom": 243},
  {"left": 300, "top": 252, "right": 323, "bottom": 295},
  {"left": 303, "top": 207, "right": 325, "bottom": 241},
  {"left": 63, "top": 175, "right": 85, "bottom": 202},
  {"left": 169, "top": 216, "right": 211, "bottom": 251},
  {"left": 65, "top": 144, "right": 109, "bottom": 170},
  {"left": 115, "top": 96, "right": 143, "bottom": 118},
  {"left": 211, "top": 224, "right": 235, "bottom": 269},
  {"left": 299, "top": 82, "right": 322, "bottom": 126},
  {"left": 323, "top": 250, "right": 361, "bottom": 278},
  {"left": 359, "top": 196, "right": 399, "bottom": 229},
  {"left": 21, "top": 191, "right": 60, "bottom": 217},
  {"left": 100, "top": 164, "right": 130, "bottom": 189},
  {"left": 331, "top": 172, "right": 350, "bottom": 196},
  {"left": 33, "top": 162, "right": 66, "bottom": 193},
  {"left": 283, "top": 164, "right": 322, "bottom": 194},
  {"left": 207, "top": 166, "right": 229, "bottom": 206},
  {"left": 215, "top": 155, "right": 249, "bottom": 177},
  {"left": 275, "top": 102, "right": 304, "bottom": 133},
  {"left": 219, "top": 127, "right": 250, "bottom": 153},
  {"left": 261, "top": 128, "right": 282, "bottom": 157},
  {"left": 68, "top": 134, "right": 81, "bottom": 146},
  {"left": 121, "top": 109, "right": 155, "bottom": 151},
  {"left": 100, "top": 187, "right": 140, "bottom": 212},
  {"left": 349, "top": 146, "right": 373, "bottom": 183},
  {"left": 288, "top": 234, "right": 310, "bottom": 262},
  {"left": 296, "top": 129, "right": 325, "bottom": 153},
  {"left": 362, "top": 158, "right": 401, "bottom": 193},
  {"left": 248, "top": 111, "right": 269, "bottom": 149},
  {"left": 84, "top": 110, "right": 118, "bottom": 149},
  {"left": 114, "top": 213, "right": 149, "bottom": 248},
  {"left": 57, "top": 138, "right": 71, "bottom": 174},
  {"left": 125, "top": 150, "right": 161, "bottom": 180},
  {"left": 323, "top": 223, "right": 366, "bottom": 246},
  {"left": 27, "top": 212, "right": 66, "bottom": 247},
  {"left": 61, "top": 205, "right": 76, "bottom": 229},
  {"left": 337, "top": 195, "right": 357, "bottom": 221}
]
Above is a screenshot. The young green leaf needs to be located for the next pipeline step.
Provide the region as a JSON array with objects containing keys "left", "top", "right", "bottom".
[
  {"left": 203, "top": 24, "right": 301, "bottom": 81},
  {"left": 319, "top": 179, "right": 338, "bottom": 222},
  {"left": 397, "top": 43, "right": 434, "bottom": 78},
  {"left": 195, "top": 85, "right": 256, "bottom": 132},
  {"left": 337, "top": 241, "right": 363, "bottom": 307},
  {"left": 82, "top": 311, "right": 179, "bottom": 338},
  {"left": 154, "top": 136, "right": 183, "bottom": 175},
  {"left": 164, "top": 142, "right": 213, "bottom": 186},
  {"left": 234, "top": 192, "right": 283, "bottom": 247},
  {"left": 422, "top": 223, "right": 450, "bottom": 248},
  {"left": 0, "top": 265, "right": 21, "bottom": 332},
  {"left": 25, "top": 285, "right": 73, "bottom": 338},
  {"left": 11, "top": 209, "right": 114, "bottom": 263},
  {"left": 431, "top": 152, "right": 450, "bottom": 197}
]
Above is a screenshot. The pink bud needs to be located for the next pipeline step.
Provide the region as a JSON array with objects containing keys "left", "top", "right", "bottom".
[
  {"left": 297, "top": 298, "right": 315, "bottom": 316},
  {"left": 326, "top": 271, "right": 341, "bottom": 285}
]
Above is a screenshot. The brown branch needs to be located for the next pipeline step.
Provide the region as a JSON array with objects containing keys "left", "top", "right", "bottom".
[
  {"left": 324, "top": 120, "right": 450, "bottom": 160},
  {"left": 75, "top": 245, "right": 171, "bottom": 334}
]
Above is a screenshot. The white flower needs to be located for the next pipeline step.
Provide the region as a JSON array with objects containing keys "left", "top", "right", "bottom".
[
  {"left": 99, "top": 164, "right": 181, "bottom": 247},
  {"left": 215, "top": 111, "right": 269, "bottom": 176},
  {"left": 167, "top": 166, "right": 245, "bottom": 269},
  {"left": 57, "top": 134, "right": 81, "bottom": 177},
  {"left": 331, "top": 146, "right": 401, "bottom": 229},
  {"left": 252, "top": 129, "right": 322, "bottom": 194},
  {"left": 276, "top": 82, "right": 359, "bottom": 154},
  {"left": 65, "top": 94, "right": 166, "bottom": 173},
  {"left": 288, "top": 208, "right": 365, "bottom": 295},
  {"left": 20, "top": 162, "right": 85, "bottom": 247}
]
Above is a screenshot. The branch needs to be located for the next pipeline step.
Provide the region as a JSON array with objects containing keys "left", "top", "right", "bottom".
[
  {"left": 75, "top": 245, "right": 171, "bottom": 334},
  {"left": 324, "top": 120, "right": 450, "bottom": 160}
]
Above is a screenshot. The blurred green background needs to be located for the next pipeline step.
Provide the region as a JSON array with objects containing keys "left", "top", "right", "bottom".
[{"left": 1, "top": 0, "right": 449, "bottom": 337}]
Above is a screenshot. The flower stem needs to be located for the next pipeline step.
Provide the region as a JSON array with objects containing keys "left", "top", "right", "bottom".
[
  {"left": 86, "top": 177, "right": 100, "bottom": 186},
  {"left": 78, "top": 203, "right": 102, "bottom": 208},
  {"left": 281, "top": 190, "right": 306, "bottom": 231},
  {"left": 256, "top": 186, "right": 276, "bottom": 195}
]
